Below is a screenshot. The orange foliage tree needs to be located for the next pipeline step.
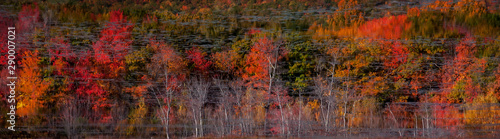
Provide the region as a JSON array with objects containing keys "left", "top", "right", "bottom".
[
  {"left": 211, "top": 49, "right": 239, "bottom": 74},
  {"left": 243, "top": 37, "right": 289, "bottom": 134},
  {"left": 438, "top": 36, "right": 486, "bottom": 103},
  {"left": 421, "top": 0, "right": 453, "bottom": 13},
  {"left": 17, "top": 50, "right": 49, "bottom": 116},
  {"left": 310, "top": 0, "right": 363, "bottom": 39},
  {"left": 358, "top": 15, "right": 410, "bottom": 40},
  {"left": 243, "top": 37, "right": 287, "bottom": 89}
]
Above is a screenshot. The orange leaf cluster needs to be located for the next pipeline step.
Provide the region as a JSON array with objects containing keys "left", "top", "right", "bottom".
[
  {"left": 243, "top": 38, "right": 287, "bottom": 88},
  {"left": 358, "top": 15, "right": 410, "bottom": 40},
  {"left": 17, "top": 50, "right": 49, "bottom": 116}
]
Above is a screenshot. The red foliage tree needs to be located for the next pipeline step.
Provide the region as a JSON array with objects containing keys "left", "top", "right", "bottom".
[
  {"left": 243, "top": 37, "right": 289, "bottom": 134},
  {"left": 46, "top": 36, "right": 111, "bottom": 123},
  {"left": 186, "top": 47, "right": 212, "bottom": 75},
  {"left": 73, "top": 50, "right": 109, "bottom": 122},
  {"left": 48, "top": 37, "right": 75, "bottom": 75},
  {"left": 382, "top": 41, "right": 408, "bottom": 69},
  {"left": 432, "top": 105, "right": 462, "bottom": 131},
  {"left": 92, "top": 10, "right": 132, "bottom": 78},
  {"left": 61, "top": 10, "right": 133, "bottom": 123},
  {"left": 17, "top": 3, "right": 39, "bottom": 34},
  {"left": 439, "top": 35, "right": 486, "bottom": 103},
  {"left": 358, "top": 15, "right": 410, "bottom": 40}
]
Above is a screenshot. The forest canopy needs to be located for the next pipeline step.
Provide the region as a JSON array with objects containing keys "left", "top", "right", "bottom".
[{"left": 0, "top": 0, "right": 500, "bottom": 138}]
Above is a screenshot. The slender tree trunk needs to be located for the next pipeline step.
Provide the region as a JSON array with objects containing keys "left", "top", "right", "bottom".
[
  {"left": 298, "top": 91, "right": 302, "bottom": 137},
  {"left": 200, "top": 110, "right": 204, "bottom": 137},
  {"left": 216, "top": 79, "right": 229, "bottom": 136},
  {"left": 165, "top": 99, "right": 171, "bottom": 139},
  {"left": 224, "top": 106, "right": 228, "bottom": 136},
  {"left": 343, "top": 101, "right": 347, "bottom": 129},
  {"left": 276, "top": 85, "right": 285, "bottom": 135},
  {"left": 325, "top": 101, "right": 330, "bottom": 132},
  {"left": 414, "top": 112, "right": 417, "bottom": 137},
  {"left": 350, "top": 100, "right": 357, "bottom": 136},
  {"left": 388, "top": 105, "right": 403, "bottom": 137},
  {"left": 344, "top": 64, "right": 350, "bottom": 137},
  {"left": 164, "top": 69, "right": 171, "bottom": 139},
  {"left": 422, "top": 117, "right": 425, "bottom": 137},
  {"left": 193, "top": 108, "right": 198, "bottom": 137},
  {"left": 237, "top": 102, "right": 243, "bottom": 136},
  {"left": 329, "top": 62, "right": 336, "bottom": 132},
  {"left": 268, "top": 48, "right": 285, "bottom": 136},
  {"left": 152, "top": 89, "right": 169, "bottom": 139},
  {"left": 166, "top": 97, "right": 171, "bottom": 139}
]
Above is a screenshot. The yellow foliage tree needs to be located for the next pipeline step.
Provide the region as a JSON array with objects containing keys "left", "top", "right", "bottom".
[
  {"left": 126, "top": 98, "right": 147, "bottom": 135},
  {"left": 422, "top": 0, "right": 453, "bottom": 13},
  {"left": 465, "top": 93, "right": 500, "bottom": 134},
  {"left": 454, "top": 0, "right": 487, "bottom": 17},
  {"left": 328, "top": 0, "right": 363, "bottom": 29},
  {"left": 350, "top": 97, "right": 378, "bottom": 128}
]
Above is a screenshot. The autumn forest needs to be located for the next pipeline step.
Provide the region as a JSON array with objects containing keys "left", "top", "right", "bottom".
[{"left": 1, "top": 0, "right": 500, "bottom": 138}]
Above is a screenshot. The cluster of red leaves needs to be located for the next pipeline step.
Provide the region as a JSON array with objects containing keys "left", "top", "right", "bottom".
[
  {"left": 246, "top": 28, "right": 261, "bottom": 36},
  {"left": 81, "top": 10, "right": 133, "bottom": 121},
  {"left": 358, "top": 15, "right": 410, "bottom": 40},
  {"left": 17, "top": 3, "right": 39, "bottom": 33},
  {"left": 439, "top": 35, "right": 486, "bottom": 103},
  {"left": 49, "top": 37, "right": 75, "bottom": 75},
  {"left": 50, "top": 34, "right": 143, "bottom": 123},
  {"left": 92, "top": 10, "right": 132, "bottom": 78},
  {"left": 0, "top": 14, "right": 14, "bottom": 66},
  {"left": 432, "top": 105, "right": 462, "bottom": 131},
  {"left": 47, "top": 37, "right": 106, "bottom": 98},
  {"left": 186, "top": 47, "right": 212, "bottom": 74},
  {"left": 73, "top": 50, "right": 110, "bottom": 122},
  {"left": 45, "top": 10, "right": 133, "bottom": 122},
  {"left": 74, "top": 52, "right": 106, "bottom": 97},
  {"left": 382, "top": 41, "right": 408, "bottom": 69},
  {"left": 2, "top": 3, "right": 40, "bottom": 65}
]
